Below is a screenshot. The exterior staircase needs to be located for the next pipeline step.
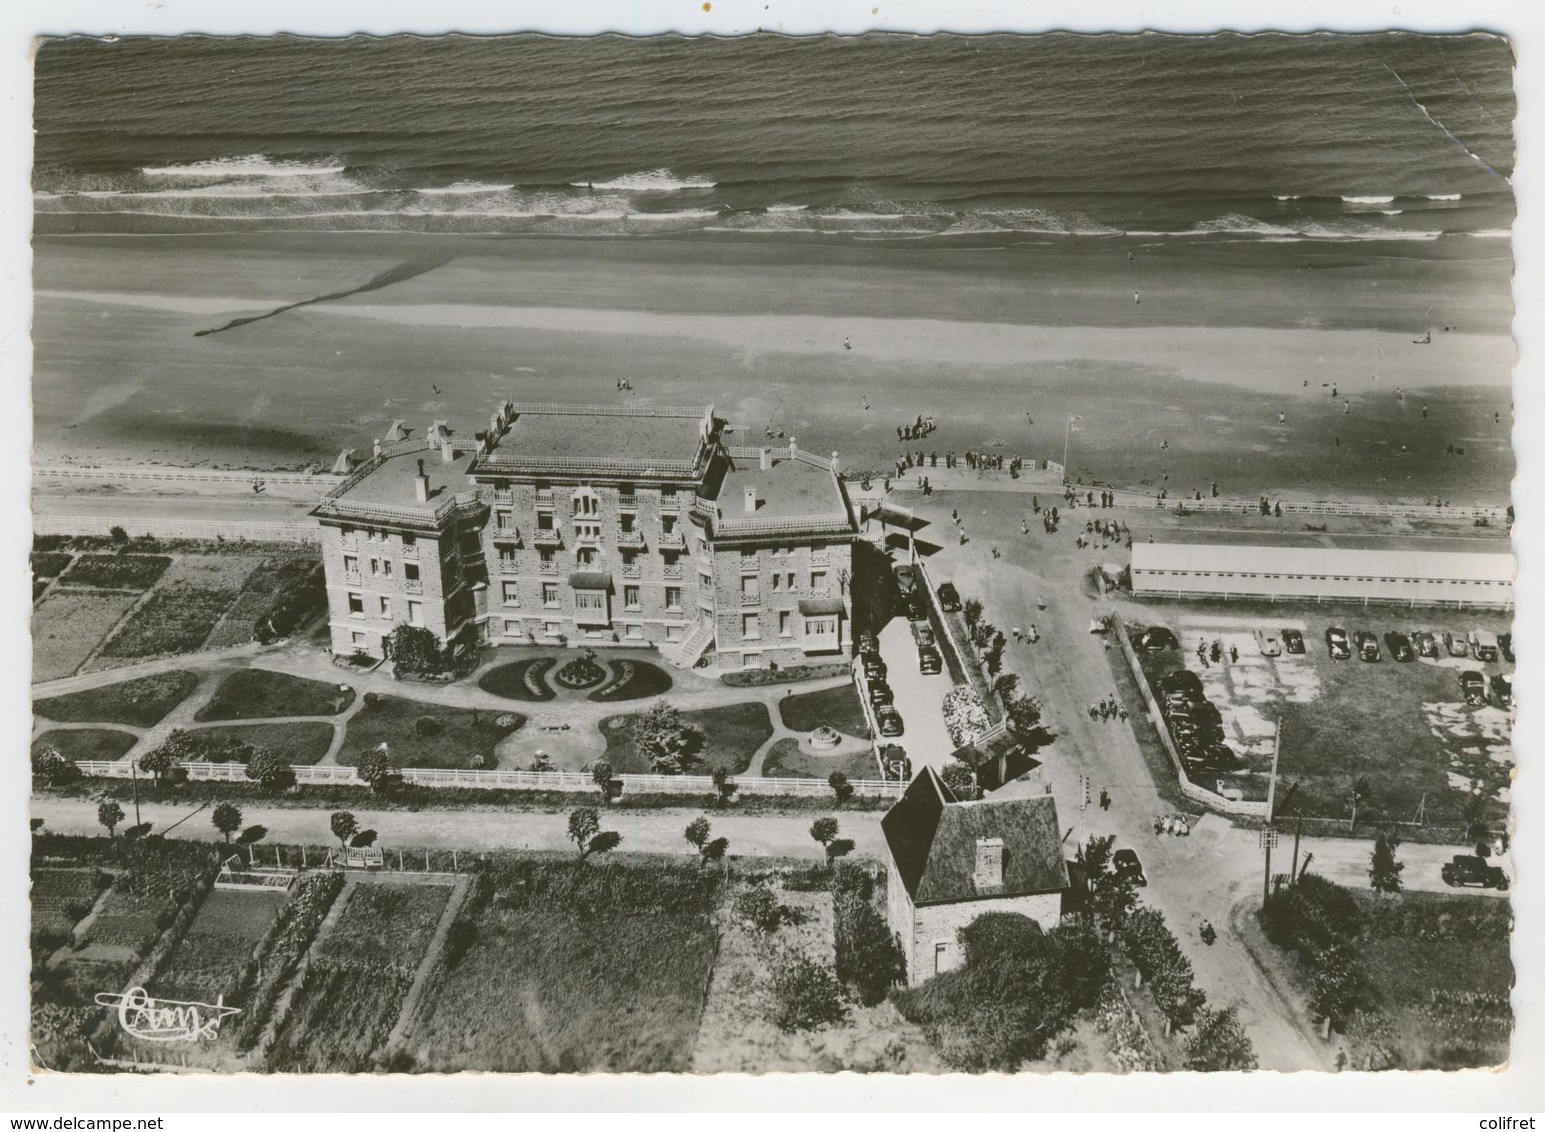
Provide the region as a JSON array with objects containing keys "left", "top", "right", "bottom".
[{"left": 662, "top": 615, "right": 715, "bottom": 669}]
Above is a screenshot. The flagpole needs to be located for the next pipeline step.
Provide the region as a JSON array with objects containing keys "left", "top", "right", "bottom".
[{"left": 1062, "top": 415, "right": 1072, "bottom": 483}]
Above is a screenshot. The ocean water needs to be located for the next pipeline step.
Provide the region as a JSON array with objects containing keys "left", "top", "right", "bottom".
[{"left": 32, "top": 32, "right": 1516, "bottom": 245}]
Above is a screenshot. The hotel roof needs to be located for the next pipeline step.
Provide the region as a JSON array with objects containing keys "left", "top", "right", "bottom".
[
  {"left": 1131, "top": 541, "right": 1516, "bottom": 583},
  {"left": 470, "top": 403, "right": 714, "bottom": 479},
  {"left": 312, "top": 439, "right": 480, "bottom": 528},
  {"left": 701, "top": 446, "right": 855, "bottom": 539}
]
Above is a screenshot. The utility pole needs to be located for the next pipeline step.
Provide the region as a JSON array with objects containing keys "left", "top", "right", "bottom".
[
  {"left": 129, "top": 759, "right": 142, "bottom": 828},
  {"left": 1259, "top": 825, "right": 1279, "bottom": 905}
]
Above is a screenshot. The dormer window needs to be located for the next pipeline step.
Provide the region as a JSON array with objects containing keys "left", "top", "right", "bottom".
[{"left": 572, "top": 487, "right": 600, "bottom": 516}]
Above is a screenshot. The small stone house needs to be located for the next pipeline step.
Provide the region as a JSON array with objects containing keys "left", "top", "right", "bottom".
[{"left": 882, "top": 766, "right": 1071, "bottom": 985}]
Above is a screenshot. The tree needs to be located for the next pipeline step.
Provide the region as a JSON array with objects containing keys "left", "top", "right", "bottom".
[
  {"left": 963, "top": 597, "right": 983, "bottom": 629},
  {"left": 109, "top": 525, "right": 128, "bottom": 544},
  {"left": 940, "top": 761, "right": 980, "bottom": 801},
  {"left": 827, "top": 771, "right": 854, "bottom": 805},
  {"left": 768, "top": 950, "right": 848, "bottom": 1032},
  {"left": 993, "top": 672, "right": 1021, "bottom": 700},
  {"left": 591, "top": 760, "right": 616, "bottom": 804},
  {"left": 733, "top": 885, "right": 783, "bottom": 933},
  {"left": 684, "top": 815, "right": 711, "bottom": 853},
  {"left": 631, "top": 701, "right": 702, "bottom": 774},
  {"left": 137, "top": 731, "right": 193, "bottom": 790},
  {"left": 385, "top": 624, "right": 449, "bottom": 675},
  {"left": 31, "top": 745, "right": 81, "bottom": 787},
  {"left": 1183, "top": 1006, "right": 1259, "bottom": 1071},
  {"left": 97, "top": 799, "right": 124, "bottom": 839},
  {"left": 330, "top": 811, "right": 359, "bottom": 850},
  {"left": 245, "top": 749, "right": 296, "bottom": 794},
  {"left": 810, "top": 816, "right": 839, "bottom": 853},
  {"left": 711, "top": 766, "right": 737, "bottom": 802},
  {"left": 211, "top": 802, "right": 243, "bottom": 843},
  {"left": 835, "top": 886, "right": 907, "bottom": 1005},
  {"left": 1005, "top": 693, "right": 1046, "bottom": 737},
  {"left": 1080, "top": 835, "right": 1137, "bottom": 932},
  {"left": 1369, "top": 832, "right": 1405, "bottom": 894},
  {"left": 1310, "top": 942, "right": 1367, "bottom": 1029},
  {"left": 568, "top": 806, "right": 621, "bottom": 861},
  {"left": 353, "top": 747, "right": 398, "bottom": 794},
  {"left": 699, "top": 837, "right": 729, "bottom": 865}
]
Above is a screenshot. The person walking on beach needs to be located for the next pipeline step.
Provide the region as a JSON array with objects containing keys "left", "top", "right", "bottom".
[
  {"left": 1133, "top": 291, "right": 1141, "bottom": 305},
  {"left": 1278, "top": 411, "right": 1286, "bottom": 425},
  {"left": 1012, "top": 627, "right": 1022, "bottom": 643}
]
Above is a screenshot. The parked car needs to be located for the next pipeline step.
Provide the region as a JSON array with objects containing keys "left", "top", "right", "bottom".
[
  {"left": 1282, "top": 629, "right": 1305, "bottom": 655},
  {"left": 1441, "top": 854, "right": 1509, "bottom": 891},
  {"left": 1491, "top": 673, "right": 1513, "bottom": 708},
  {"left": 894, "top": 563, "right": 927, "bottom": 621},
  {"left": 876, "top": 704, "right": 905, "bottom": 737},
  {"left": 1459, "top": 670, "right": 1488, "bottom": 706},
  {"left": 1468, "top": 630, "right": 1500, "bottom": 662},
  {"left": 1161, "top": 692, "right": 1195, "bottom": 715},
  {"left": 911, "top": 622, "right": 936, "bottom": 650},
  {"left": 1202, "top": 742, "right": 1244, "bottom": 770},
  {"left": 1137, "top": 626, "right": 1180, "bottom": 652},
  {"left": 857, "top": 630, "right": 879, "bottom": 658},
  {"left": 936, "top": 581, "right": 962, "bottom": 612},
  {"left": 1443, "top": 631, "right": 1470, "bottom": 658},
  {"left": 1325, "top": 626, "right": 1351, "bottom": 660},
  {"left": 1353, "top": 631, "right": 1381, "bottom": 662},
  {"left": 1112, "top": 849, "right": 1148, "bottom": 887},
  {"left": 1411, "top": 630, "right": 1440, "bottom": 659},
  {"left": 866, "top": 678, "right": 895, "bottom": 707},
  {"left": 861, "top": 654, "right": 887, "bottom": 681},
  {"left": 1384, "top": 632, "right": 1414, "bottom": 662},
  {"left": 878, "top": 743, "right": 910, "bottom": 780},
  {"left": 917, "top": 645, "right": 943, "bottom": 675},
  {"left": 1157, "top": 670, "right": 1205, "bottom": 701},
  {"left": 1253, "top": 629, "right": 1283, "bottom": 657},
  {"left": 1499, "top": 632, "right": 1514, "bottom": 663}
]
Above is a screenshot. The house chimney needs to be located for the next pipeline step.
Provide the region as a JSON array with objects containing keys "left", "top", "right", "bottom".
[
  {"left": 441, "top": 437, "right": 455, "bottom": 463},
  {"left": 414, "top": 459, "right": 429, "bottom": 503},
  {"left": 743, "top": 487, "right": 758, "bottom": 513},
  {"left": 973, "top": 837, "right": 1004, "bottom": 889},
  {"left": 759, "top": 447, "right": 771, "bottom": 471}
]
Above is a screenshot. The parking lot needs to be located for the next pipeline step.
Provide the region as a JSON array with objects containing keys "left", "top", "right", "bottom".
[
  {"left": 1131, "top": 606, "right": 1514, "bottom": 825},
  {"left": 873, "top": 615, "right": 956, "bottom": 773}
]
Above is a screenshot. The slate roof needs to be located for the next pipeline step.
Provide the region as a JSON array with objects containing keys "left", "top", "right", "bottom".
[{"left": 882, "top": 766, "right": 1070, "bottom": 905}]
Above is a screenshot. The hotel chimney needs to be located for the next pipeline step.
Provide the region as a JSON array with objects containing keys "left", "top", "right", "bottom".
[
  {"left": 743, "top": 487, "right": 758, "bottom": 513},
  {"left": 414, "top": 459, "right": 429, "bottom": 503},
  {"left": 759, "top": 447, "right": 772, "bottom": 471},
  {"left": 373, "top": 438, "right": 382, "bottom": 458},
  {"left": 831, "top": 451, "right": 840, "bottom": 475},
  {"left": 788, "top": 436, "right": 798, "bottom": 459},
  {"left": 441, "top": 437, "right": 455, "bottom": 463}
]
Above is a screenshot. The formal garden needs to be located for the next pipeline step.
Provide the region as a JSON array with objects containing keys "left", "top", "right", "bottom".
[
  {"left": 478, "top": 650, "right": 674, "bottom": 704},
  {"left": 599, "top": 700, "right": 773, "bottom": 776},
  {"left": 338, "top": 694, "right": 524, "bottom": 771}
]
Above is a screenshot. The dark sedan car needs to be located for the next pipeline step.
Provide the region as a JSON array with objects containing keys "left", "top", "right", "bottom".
[
  {"left": 1459, "top": 670, "right": 1488, "bottom": 706},
  {"left": 1500, "top": 632, "right": 1515, "bottom": 663},
  {"left": 1491, "top": 673, "right": 1513, "bottom": 709},
  {"left": 1282, "top": 629, "right": 1305, "bottom": 655},
  {"left": 857, "top": 630, "right": 879, "bottom": 657},
  {"left": 1113, "top": 849, "right": 1148, "bottom": 887},
  {"left": 861, "top": 654, "right": 887, "bottom": 681},
  {"left": 1411, "top": 630, "right": 1440, "bottom": 659},
  {"left": 867, "top": 678, "right": 894, "bottom": 707},
  {"left": 1353, "top": 631, "right": 1381, "bottom": 662},
  {"left": 1326, "top": 626, "right": 1352, "bottom": 660},
  {"left": 1384, "top": 632, "right": 1414, "bottom": 662},
  {"left": 876, "top": 704, "right": 905, "bottom": 737},
  {"left": 936, "top": 581, "right": 962, "bottom": 612},
  {"left": 1157, "top": 670, "right": 1205, "bottom": 702},
  {"left": 1137, "top": 627, "right": 1180, "bottom": 653}
]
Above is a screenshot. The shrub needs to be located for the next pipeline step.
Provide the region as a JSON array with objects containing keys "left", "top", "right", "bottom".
[
  {"left": 385, "top": 624, "right": 457, "bottom": 676},
  {"left": 940, "top": 760, "right": 979, "bottom": 801},
  {"left": 630, "top": 701, "right": 703, "bottom": 774},
  {"left": 1121, "top": 906, "right": 1206, "bottom": 1027},
  {"left": 828, "top": 771, "right": 854, "bottom": 805},
  {"left": 733, "top": 885, "right": 784, "bottom": 933},
  {"left": 414, "top": 715, "right": 444, "bottom": 737},
  {"left": 834, "top": 885, "right": 906, "bottom": 1005},
  {"left": 1260, "top": 874, "right": 1364, "bottom": 962},
  {"left": 244, "top": 749, "right": 296, "bottom": 793},
  {"left": 31, "top": 746, "right": 82, "bottom": 787},
  {"left": 1183, "top": 1006, "right": 1259, "bottom": 1071},
  {"left": 768, "top": 950, "right": 848, "bottom": 1032},
  {"left": 941, "top": 685, "right": 990, "bottom": 747}
]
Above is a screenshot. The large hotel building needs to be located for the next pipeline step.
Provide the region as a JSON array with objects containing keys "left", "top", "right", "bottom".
[{"left": 311, "top": 403, "right": 859, "bottom": 670}]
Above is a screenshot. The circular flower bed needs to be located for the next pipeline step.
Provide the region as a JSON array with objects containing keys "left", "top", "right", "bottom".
[
  {"left": 808, "top": 725, "right": 842, "bottom": 751},
  {"left": 554, "top": 650, "right": 608, "bottom": 690}
]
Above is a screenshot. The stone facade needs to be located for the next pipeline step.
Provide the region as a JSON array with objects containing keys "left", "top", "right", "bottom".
[{"left": 708, "top": 538, "right": 853, "bottom": 669}]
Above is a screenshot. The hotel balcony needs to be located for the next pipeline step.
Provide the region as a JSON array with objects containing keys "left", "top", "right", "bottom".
[
  {"left": 616, "top": 530, "right": 646, "bottom": 551},
  {"left": 342, "top": 570, "right": 362, "bottom": 587},
  {"left": 535, "top": 489, "right": 554, "bottom": 505},
  {"left": 810, "top": 553, "right": 831, "bottom": 568},
  {"left": 740, "top": 592, "right": 762, "bottom": 607},
  {"left": 658, "top": 530, "right": 686, "bottom": 552},
  {"left": 620, "top": 561, "right": 642, "bottom": 579},
  {"left": 663, "top": 563, "right": 684, "bottom": 580},
  {"left": 533, "top": 528, "right": 563, "bottom": 549},
  {"left": 496, "top": 558, "right": 520, "bottom": 575},
  {"left": 739, "top": 557, "right": 760, "bottom": 575},
  {"left": 659, "top": 494, "right": 680, "bottom": 512},
  {"left": 492, "top": 526, "right": 522, "bottom": 548},
  {"left": 400, "top": 543, "right": 419, "bottom": 560},
  {"left": 539, "top": 559, "right": 559, "bottom": 575},
  {"left": 404, "top": 579, "right": 424, "bottom": 594}
]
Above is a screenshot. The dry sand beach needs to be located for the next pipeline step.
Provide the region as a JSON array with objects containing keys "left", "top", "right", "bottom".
[{"left": 32, "top": 232, "right": 1514, "bottom": 502}]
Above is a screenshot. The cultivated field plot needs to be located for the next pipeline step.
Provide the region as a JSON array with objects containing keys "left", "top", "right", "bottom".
[
  {"left": 57, "top": 554, "right": 172, "bottom": 592},
  {"left": 339, "top": 694, "right": 523, "bottom": 770},
  {"left": 30, "top": 867, "right": 109, "bottom": 941},
  {"left": 203, "top": 554, "right": 324, "bottom": 649},
  {"left": 407, "top": 861, "right": 720, "bottom": 1073},
  {"left": 35, "top": 670, "right": 199, "bottom": 727},
  {"left": 196, "top": 669, "right": 354, "bottom": 722},
  {"left": 33, "top": 728, "right": 138, "bottom": 763},
  {"left": 268, "top": 879, "right": 452, "bottom": 1073},
  {"left": 93, "top": 555, "right": 263, "bottom": 662},
  {"left": 32, "top": 590, "right": 140, "bottom": 681},
  {"left": 149, "top": 888, "right": 287, "bottom": 1006},
  {"left": 1136, "top": 607, "right": 1513, "bottom": 823}
]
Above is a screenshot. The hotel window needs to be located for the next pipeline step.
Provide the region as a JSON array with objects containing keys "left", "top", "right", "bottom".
[
  {"left": 402, "top": 534, "right": 415, "bottom": 548},
  {"left": 498, "top": 545, "right": 517, "bottom": 565},
  {"left": 577, "top": 548, "right": 597, "bottom": 566},
  {"left": 811, "top": 571, "right": 827, "bottom": 592},
  {"left": 343, "top": 554, "right": 358, "bottom": 574},
  {"left": 407, "top": 600, "right": 423, "bottom": 626},
  {"left": 347, "top": 592, "right": 364, "bottom": 616},
  {"left": 771, "top": 574, "right": 781, "bottom": 592},
  {"left": 624, "top": 585, "right": 641, "bottom": 610},
  {"left": 572, "top": 489, "right": 600, "bottom": 516},
  {"left": 625, "top": 623, "right": 644, "bottom": 640},
  {"left": 537, "top": 510, "right": 554, "bottom": 531},
  {"left": 352, "top": 631, "right": 367, "bottom": 647},
  {"left": 665, "top": 624, "right": 685, "bottom": 642},
  {"left": 620, "top": 512, "right": 635, "bottom": 533},
  {"left": 779, "top": 610, "right": 792, "bottom": 637},
  {"left": 618, "top": 481, "right": 635, "bottom": 501},
  {"left": 369, "top": 558, "right": 381, "bottom": 577},
  {"left": 661, "top": 514, "right": 676, "bottom": 535},
  {"left": 501, "top": 581, "right": 519, "bottom": 606},
  {"left": 805, "top": 616, "right": 837, "bottom": 640},
  {"left": 540, "top": 549, "right": 556, "bottom": 567},
  {"left": 404, "top": 562, "right": 420, "bottom": 583},
  {"left": 543, "top": 583, "right": 560, "bottom": 607},
  {"left": 785, "top": 572, "right": 795, "bottom": 590},
  {"left": 503, "top": 619, "right": 523, "bottom": 636},
  {"left": 544, "top": 622, "right": 562, "bottom": 636},
  {"left": 341, "top": 525, "right": 354, "bottom": 538},
  {"left": 661, "top": 486, "right": 677, "bottom": 503},
  {"left": 741, "top": 548, "right": 757, "bottom": 561},
  {"left": 496, "top": 509, "right": 514, "bottom": 530},
  {"left": 381, "top": 559, "right": 393, "bottom": 578},
  {"left": 742, "top": 575, "right": 759, "bottom": 598},
  {"left": 378, "top": 596, "right": 391, "bottom": 617},
  {"left": 621, "top": 550, "right": 637, "bottom": 569},
  {"left": 665, "top": 586, "right": 683, "bottom": 611},
  {"left": 575, "top": 591, "right": 606, "bottom": 614},
  {"left": 743, "top": 613, "right": 761, "bottom": 640}
]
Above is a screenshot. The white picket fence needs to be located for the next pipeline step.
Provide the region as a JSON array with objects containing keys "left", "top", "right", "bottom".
[
  {"left": 35, "top": 465, "right": 342, "bottom": 491},
  {"left": 32, "top": 515, "right": 320, "bottom": 543},
  {"left": 72, "top": 759, "right": 900, "bottom": 799}
]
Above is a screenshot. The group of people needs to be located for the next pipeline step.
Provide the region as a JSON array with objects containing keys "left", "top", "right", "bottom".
[
  {"left": 1088, "top": 694, "right": 1128, "bottom": 724},
  {"left": 896, "top": 415, "right": 936, "bottom": 442},
  {"left": 1154, "top": 814, "right": 1193, "bottom": 837},
  {"left": 1011, "top": 624, "right": 1039, "bottom": 644},
  {"left": 614, "top": 377, "right": 634, "bottom": 391},
  {"left": 1196, "top": 637, "right": 1236, "bottom": 667},
  {"left": 1257, "top": 496, "right": 1285, "bottom": 517},
  {"left": 1077, "top": 517, "right": 1129, "bottom": 551}
]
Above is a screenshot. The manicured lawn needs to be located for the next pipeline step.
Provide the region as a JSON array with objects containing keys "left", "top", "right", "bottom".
[
  {"left": 35, "top": 670, "right": 199, "bottom": 727},
  {"left": 761, "top": 737, "right": 879, "bottom": 781},
  {"left": 194, "top": 722, "right": 336, "bottom": 765},
  {"left": 57, "top": 554, "right": 171, "bottom": 592},
  {"left": 268, "top": 880, "right": 453, "bottom": 1073},
  {"left": 32, "top": 728, "right": 138, "bottom": 763},
  {"left": 410, "top": 861, "right": 720, "bottom": 1072},
  {"left": 195, "top": 669, "right": 355, "bottom": 722},
  {"left": 339, "top": 695, "right": 523, "bottom": 770},
  {"left": 478, "top": 657, "right": 557, "bottom": 702},
  {"left": 777, "top": 683, "right": 870, "bottom": 738},
  {"left": 32, "top": 590, "right": 140, "bottom": 681},
  {"left": 600, "top": 701, "right": 773, "bottom": 775},
  {"left": 590, "top": 658, "right": 673, "bottom": 702}
]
